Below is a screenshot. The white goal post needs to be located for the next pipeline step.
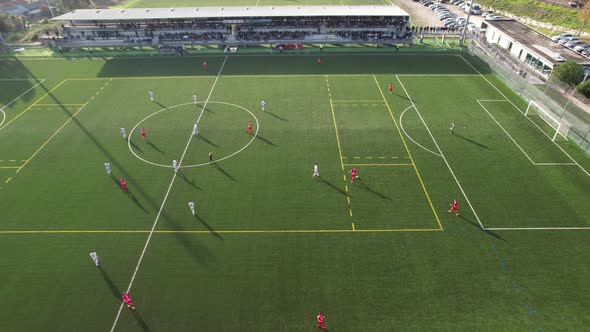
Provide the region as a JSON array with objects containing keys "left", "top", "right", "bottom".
[{"left": 525, "top": 100, "right": 570, "bottom": 141}]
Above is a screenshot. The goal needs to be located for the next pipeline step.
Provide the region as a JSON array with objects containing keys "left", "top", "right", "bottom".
[
  {"left": 224, "top": 45, "right": 239, "bottom": 53},
  {"left": 525, "top": 100, "right": 570, "bottom": 141}
]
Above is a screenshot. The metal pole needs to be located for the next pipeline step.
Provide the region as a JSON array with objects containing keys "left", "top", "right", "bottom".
[
  {"left": 459, "top": 0, "right": 475, "bottom": 47},
  {"left": 45, "top": 0, "right": 55, "bottom": 18}
]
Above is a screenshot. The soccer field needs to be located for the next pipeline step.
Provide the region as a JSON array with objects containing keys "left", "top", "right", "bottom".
[{"left": 1, "top": 52, "right": 590, "bottom": 331}]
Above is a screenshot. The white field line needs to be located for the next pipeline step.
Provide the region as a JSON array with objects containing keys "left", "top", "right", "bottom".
[
  {"left": 488, "top": 227, "right": 590, "bottom": 231},
  {"left": 4, "top": 53, "right": 459, "bottom": 61},
  {"left": 255, "top": 0, "right": 260, "bottom": 5},
  {"left": 110, "top": 56, "right": 228, "bottom": 332},
  {"left": 0, "top": 79, "right": 44, "bottom": 81},
  {"left": 399, "top": 105, "right": 442, "bottom": 157},
  {"left": 477, "top": 100, "right": 535, "bottom": 165},
  {"left": 458, "top": 54, "right": 590, "bottom": 177},
  {"left": 534, "top": 162, "right": 577, "bottom": 166},
  {"left": 0, "top": 79, "right": 46, "bottom": 128},
  {"left": 396, "top": 75, "right": 486, "bottom": 229}
]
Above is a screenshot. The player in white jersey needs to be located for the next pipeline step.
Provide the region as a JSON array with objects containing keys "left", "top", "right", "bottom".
[
  {"left": 193, "top": 123, "right": 199, "bottom": 136},
  {"left": 120, "top": 127, "right": 126, "bottom": 140},
  {"left": 313, "top": 163, "right": 320, "bottom": 178},
  {"left": 104, "top": 161, "right": 111, "bottom": 175},
  {"left": 188, "top": 200, "right": 195, "bottom": 215},
  {"left": 149, "top": 90, "right": 155, "bottom": 102},
  {"left": 173, "top": 159, "right": 178, "bottom": 173},
  {"left": 261, "top": 100, "right": 266, "bottom": 111},
  {"left": 450, "top": 121, "right": 455, "bottom": 135},
  {"left": 193, "top": 94, "right": 198, "bottom": 105},
  {"left": 89, "top": 250, "right": 100, "bottom": 266}
]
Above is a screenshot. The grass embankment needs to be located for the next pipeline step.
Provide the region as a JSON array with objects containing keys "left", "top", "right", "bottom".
[{"left": 479, "top": 0, "right": 586, "bottom": 32}]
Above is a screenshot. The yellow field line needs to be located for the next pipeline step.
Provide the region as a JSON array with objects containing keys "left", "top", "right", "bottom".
[
  {"left": 4, "top": 177, "right": 12, "bottom": 183},
  {"left": 16, "top": 79, "right": 112, "bottom": 175},
  {"left": 65, "top": 74, "right": 373, "bottom": 81},
  {"left": 373, "top": 75, "right": 444, "bottom": 231},
  {"left": 0, "top": 166, "right": 19, "bottom": 169},
  {"left": 326, "top": 75, "right": 355, "bottom": 222},
  {"left": 343, "top": 163, "right": 413, "bottom": 166},
  {"left": 352, "top": 223, "right": 356, "bottom": 231},
  {"left": 0, "top": 80, "right": 66, "bottom": 130},
  {"left": 0, "top": 228, "right": 443, "bottom": 234},
  {"left": 332, "top": 100, "right": 385, "bottom": 103}
]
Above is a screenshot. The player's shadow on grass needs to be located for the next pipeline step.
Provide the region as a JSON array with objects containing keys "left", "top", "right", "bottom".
[
  {"left": 154, "top": 101, "right": 166, "bottom": 109},
  {"left": 395, "top": 93, "right": 410, "bottom": 101},
  {"left": 146, "top": 140, "right": 165, "bottom": 154},
  {"left": 212, "top": 162, "right": 238, "bottom": 182},
  {"left": 126, "top": 190, "right": 150, "bottom": 214},
  {"left": 455, "top": 133, "right": 490, "bottom": 150},
  {"left": 198, "top": 135, "right": 218, "bottom": 147},
  {"left": 256, "top": 135, "right": 277, "bottom": 147},
  {"left": 195, "top": 214, "right": 223, "bottom": 240},
  {"left": 98, "top": 266, "right": 121, "bottom": 300},
  {"left": 357, "top": 181, "right": 390, "bottom": 200},
  {"left": 459, "top": 215, "right": 506, "bottom": 242},
  {"left": 129, "top": 140, "right": 143, "bottom": 153},
  {"left": 178, "top": 172, "right": 201, "bottom": 190},
  {"left": 132, "top": 310, "right": 152, "bottom": 332},
  {"left": 266, "top": 111, "right": 287, "bottom": 121},
  {"left": 318, "top": 177, "right": 347, "bottom": 196},
  {"left": 203, "top": 106, "right": 214, "bottom": 113}
]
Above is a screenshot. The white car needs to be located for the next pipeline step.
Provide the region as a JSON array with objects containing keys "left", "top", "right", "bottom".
[
  {"left": 566, "top": 40, "right": 586, "bottom": 48},
  {"left": 551, "top": 33, "right": 574, "bottom": 42},
  {"left": 573, "top": 45, "right": 588, "bottom": 53}
]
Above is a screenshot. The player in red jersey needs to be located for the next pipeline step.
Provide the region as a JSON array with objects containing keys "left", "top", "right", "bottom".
[
  {"left": 317, "top": 312, "right": 326, "bottom": 330},
  {"left": 246, "top": 121, "right": 253, "bottom": 134},
  {"left": 140, "top": 127, "right": 146, "bottom": 140},
  {"left": 119, "top": 178, "right": 127, "bottom": 192},
  {"left": 448, "top": 199, "right": 459, "bottom": 216},
  {"left": 317, "top": 57, "right": 321, "bottom": 65},
  {"left": 202, "top": 61, "right": 208, "bottom": 72},
  {"left": 122, "top": 293, "right": 135, "bottom": 310},
  {"left": 349, "top": 167, "right": 358, "bottom": 183},
  {"left": 389, "top": 82, "right": 393, "bottom": 94}
]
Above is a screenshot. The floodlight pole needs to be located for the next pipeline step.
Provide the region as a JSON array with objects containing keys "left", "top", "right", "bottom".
[{"left": 459, "top": 0, "right": 475, "bottom": 47}]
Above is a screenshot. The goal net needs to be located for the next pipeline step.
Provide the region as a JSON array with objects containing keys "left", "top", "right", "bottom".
[
  {"left": 525, "top": 100, "right": 570, "bottom": 141},
  {"left": 224, "top": 45, "right": 238, "bottom": 53}
]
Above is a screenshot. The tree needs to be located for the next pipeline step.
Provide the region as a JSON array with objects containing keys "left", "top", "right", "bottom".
[
  {"left": 0, "top": 13, "right": 14, "bottom": 33},
  {"left": 553, "top": 61, "right": 584, "bottom": 86},
  {"left": 576, "top": 78, "right": 590, "bottom": 97}
]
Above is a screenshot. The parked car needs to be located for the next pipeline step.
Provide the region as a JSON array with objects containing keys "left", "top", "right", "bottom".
[
  {"left": 565, "top": 40, "right": 586, "bottom": 48},
  {"left": 573, "top": 45, "right": 588, "bottom": 53},
  {"left": 442, "top": 18, "right": 456, "bottom": 23},
  {"left": 558, "top": 36, "right": 578, "bottom": 45},
  {"left": 551, "top": 33, "right": 574, "bottom": 42}
]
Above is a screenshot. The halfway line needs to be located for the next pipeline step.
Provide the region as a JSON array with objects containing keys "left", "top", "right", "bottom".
[{"left": 109, "top": 56, "right": 228, "bottom": 332}]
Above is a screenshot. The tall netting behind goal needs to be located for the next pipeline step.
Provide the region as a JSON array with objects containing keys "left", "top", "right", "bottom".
[{"left": 525, "top": 100, "right": 570, "bottom": 141}]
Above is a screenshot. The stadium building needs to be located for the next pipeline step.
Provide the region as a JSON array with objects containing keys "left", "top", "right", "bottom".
[{"left": 49, "top": 5, "right": 412, "bottom": 52}]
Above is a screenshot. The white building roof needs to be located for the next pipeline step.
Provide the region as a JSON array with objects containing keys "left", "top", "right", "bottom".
[{"left": 52, "top": 5, "right": 408, "bottom": 21}]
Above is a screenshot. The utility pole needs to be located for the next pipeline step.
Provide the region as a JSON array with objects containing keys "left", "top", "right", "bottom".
[{"left": 459, "top": 0, "right": 475, "bottom": 47}]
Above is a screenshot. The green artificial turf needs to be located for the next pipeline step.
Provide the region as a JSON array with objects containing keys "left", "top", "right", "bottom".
[{"left": 0, "top": 51, "right": 589, "bottom": 331}]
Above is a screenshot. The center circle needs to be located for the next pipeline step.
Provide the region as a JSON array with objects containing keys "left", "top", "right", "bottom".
[{"left": 128, "top": 101, "right": 259, "bottom": 168}]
